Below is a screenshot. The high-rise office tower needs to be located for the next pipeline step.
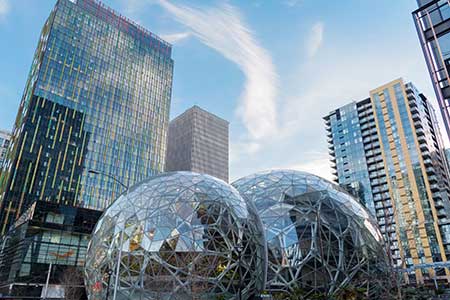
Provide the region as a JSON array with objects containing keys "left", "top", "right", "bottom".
[
  {"left": 0, "top": 130, "right": 11, "bottom": 172},
  {"left": 0, "top": 0, "right": 173, "bottom": 295},
  {"left": 166, "top": 106, "right": 229, "bottom": 182},
  {"left": 325, "top": 78, "right": 450, "bottom": 285},
  {"left": 413, "top": 0, "right": 450, "bottom": 140}
]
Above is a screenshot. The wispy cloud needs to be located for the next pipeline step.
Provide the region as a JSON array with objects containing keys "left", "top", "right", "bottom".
[
  {"left": 119, "top": 0, "right": 156, "bottom": 24},
  {"left": 160, "top": 31, "right": 191, "bottom": 44},
  {"left": 157, "top": 0, "right": 279, "bottom": 141},
  {"left": 0, "top": 0, "right": 10, "bottom": 20},
  {"left": 279, "top": 152, "right": 333, "bottom": 181},
  {"left": 284, "top": 0, "right": 302, "bottom": 7},
  {"left": 122, "top": 0, "right": 149, "bottom": 16},
  {"left": 307, "top": 22, "right": 324, "bottom": 58}
]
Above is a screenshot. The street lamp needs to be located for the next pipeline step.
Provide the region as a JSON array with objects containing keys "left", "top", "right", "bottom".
[
  {"left": 234, "top": 242, "right": 244, "bottom": 300},
  {"left": 105, "top": 268, "right": 113, "bottom": 300},
  {"left": 88, "top": 169, "right": 129, "bottom": 300},
  {"left": 88, "top": 170, "right": 128, "bottom": 191}
]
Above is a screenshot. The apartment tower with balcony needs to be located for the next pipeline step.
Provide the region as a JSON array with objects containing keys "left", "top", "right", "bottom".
[{"left": 324, "top": 78, "right": 450, "bottom": 285}]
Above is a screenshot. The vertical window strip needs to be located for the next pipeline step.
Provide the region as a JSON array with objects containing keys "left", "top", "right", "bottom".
[
  {"left": 29, "top": 145, "right": 43, "bottom": 194},
  {"left": 40, "top": 157, "right": 53, "bottom": 201}
]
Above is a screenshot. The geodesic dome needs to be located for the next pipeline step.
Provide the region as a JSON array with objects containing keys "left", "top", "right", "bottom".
[
  {"left": 85, "top": 172, "right": 267, "bottom": 300},
  {"left": 232, "top": 170, "right": 390, "bottom": 299}
]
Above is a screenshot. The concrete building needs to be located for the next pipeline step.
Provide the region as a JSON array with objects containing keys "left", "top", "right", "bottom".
[
  {"left": 324, "top": 78, "right": 450, "bottom": 285},
  {"left": 166, "top": 106, "right": 229, "bottom": 182}
]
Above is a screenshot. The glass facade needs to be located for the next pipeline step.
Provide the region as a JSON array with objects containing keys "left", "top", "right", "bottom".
[
  {"left": 413, "top": 0, "right": 450, "bottom": 140},
  {"left": 324, "top": 100, "right": 375, "bottom": 215},
  {"left": 371, "top": 81, "right": 449, "bottom": 280},
  {"left": 0, "top": 201, "right": 101, "bottom": 297},
  {"left": 232, "top": 170, "right": 391, "bottom": 299},
  {"left": 0, "top": 0, "right": 173, "bottom": 295},
  {"left": 0, "top": 0, "right": 173, "bottom": 233},
  {"left": 446, "top": 148, "right": 450, "bottom": 171},
  {"left": 85, "top": 172, "right": 266, "bottom": 300},
  {"left": 85, "top": 170, "right": 389, "bottom": 300},
  {"left": 0, "top": 130, "right": 11, "bottom": 174},
  {"left": 325, "top": 79, "right": 450, "bottom": 285}
]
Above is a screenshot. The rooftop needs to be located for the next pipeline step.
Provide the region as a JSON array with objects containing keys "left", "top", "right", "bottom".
[
  {"left": 171, "top": 105, "right": 229, "bottom": 125},
  {"left": 62, "top": 0, "right": 172, "bottom": 56}
]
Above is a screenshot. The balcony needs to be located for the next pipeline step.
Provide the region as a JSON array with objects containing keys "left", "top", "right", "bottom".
[
  {"left": 426, "top": 166, "right": 436, "bottom": 174},
  {"left": 421, "top": 150, "right": 431, "bottom": 159},
  {"left": 359, "top": 116, "right": 374, "bottom": 125},
  {"left": 368, "top": 163, "right": 385, "bottom": 172},
  {"left": 417, "top": 135, "right": 426, "bottom": 143},
  {"left": 435, "top": 200, "right": 445, "bottom": 209},
  {"left": 420, "top": 142, "right": 429, "bottom": 151},
  {"left": 364, "top": 143, "right": 380, "bottom": 151},
  {"left": 430, "top": 183, "right": 440, "bottom": 192},
  {"left": 363, "top": 136, "right": 379, "bottom": 145},
  {"left": 423, "top": 158, "right": 433, "bottom": 166},
  {"left": 407, "top": 92, "right": 416, "bottom": 101},
  {"left": 416, "top": 127, "right": 425, "bottom": 136},
  {"left": 370, "top": 171, "right": 385, "bottom": 179},
  {"left": 428, "top": 175, "right": 438, "bottom": 183},
  {"left": 410, "top": 104, "right": 419, "bottom": 112}
]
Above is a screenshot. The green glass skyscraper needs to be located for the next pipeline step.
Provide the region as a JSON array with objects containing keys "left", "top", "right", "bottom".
[
  {"left": 0, "top": 0, "right": 173, "bottom": 230},
  {"left": 0, "top": 0, "right": 173, "bottom": 295}
]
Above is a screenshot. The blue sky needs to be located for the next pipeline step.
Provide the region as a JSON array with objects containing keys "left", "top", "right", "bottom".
[{"left": 0, "top": 0, "right": 440, "bottom": 180}]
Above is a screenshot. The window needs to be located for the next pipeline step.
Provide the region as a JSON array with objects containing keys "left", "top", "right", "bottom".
[{"left": 46, "top": 212, "right": 64, "bottom": 224}]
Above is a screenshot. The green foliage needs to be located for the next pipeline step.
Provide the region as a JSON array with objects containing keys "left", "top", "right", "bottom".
[
  {"left": 335, "top": 285, "right": 367, "bottom": 300},
  {"left": 270, "top": 287, "right": 329, "bottom": 300},
  {"left": 402, "top": 286, "right": 434, "bottom": 300},
  {"left": 436, "top": 288, "right": 445, "bottom": 295},
  {"left": 270, "top": 285, "right": 371, "bottom": 300}
]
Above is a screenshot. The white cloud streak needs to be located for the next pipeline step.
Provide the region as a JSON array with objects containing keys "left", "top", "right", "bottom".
[
  {"left": 307, "top": 22, "right": 324, "bottom": 58},
  {"left": 160, "top": 31, "right": 191, "bottom": 44},
  {"left": 119, "top": 0, "right": 158, "bottom": 25},
  {"left": 284, "top": 0, "right": 302, "bottom": 7},
  {"left": 280, "top": 152, "right": 334, "bottom": 181},
  {"left": 157, "top": 0, "right": 279, "bottom": 141},
  {"left": 121, "top": 0, "right": 147, "bottom": 17},
  {"left": 0, "top": 0, "right": 10, "bottom": 20}
]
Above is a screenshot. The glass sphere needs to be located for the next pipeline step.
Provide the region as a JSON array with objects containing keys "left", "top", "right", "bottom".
[
  {"left": 85, "top": 172, "right": 267, "bottom": 300},
  {"left": 232, "top": 170, "right": 390, "bottom": 299}
]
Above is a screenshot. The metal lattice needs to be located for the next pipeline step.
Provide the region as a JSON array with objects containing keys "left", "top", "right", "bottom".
[
  {"left": 84, "top": 172, "right": 267, "bottom": 300},
  {"left": 232, "top": 170, "right": 391, "bottom": 299}
]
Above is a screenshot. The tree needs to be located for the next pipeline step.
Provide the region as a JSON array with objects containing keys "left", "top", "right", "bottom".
[{"left": 59, "top": 266, "right": 86, "bottom": 300}]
